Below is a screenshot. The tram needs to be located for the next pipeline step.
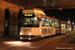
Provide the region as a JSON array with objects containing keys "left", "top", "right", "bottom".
[
  {"left": 60, "top": 21, "right": 67, "bottom": 34},
  {"left": 54, "top": 19, "right": 60, "bottom": 34},
  {"left": 18, "top": 8, "right": 71, "bottom": 40},
  {"left": 66, "top": 22, "right": 72, "bottom": 32}
]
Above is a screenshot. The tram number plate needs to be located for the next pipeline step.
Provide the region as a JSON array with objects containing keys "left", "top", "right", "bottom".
[
  {"left": 23, "top": 37, "right": 28, "bottom": 39},
  {"left": 24, "top": 30, "right": 27, "bottom": 35}
]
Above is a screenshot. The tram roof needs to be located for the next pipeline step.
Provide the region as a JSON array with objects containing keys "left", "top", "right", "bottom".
[{"left": 22, "top": 8, "right": 46, "bottom": 15}]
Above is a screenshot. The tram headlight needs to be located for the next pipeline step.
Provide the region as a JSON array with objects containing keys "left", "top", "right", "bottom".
[
  {"left": 20, "top": 37, "right": 22, "bottom": 39},
  {"left": 20, "top": 32, "right": 23, "bottom": 35},
  {"left": 29, "top": 38, "right": 31, "bottom": 40},
  {"left": 29, "top": 33, "right": 31, "bottom": 35}
]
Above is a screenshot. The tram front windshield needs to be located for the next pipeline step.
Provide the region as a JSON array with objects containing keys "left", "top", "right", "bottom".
[{"left": 21, "top": 17, "right": 39, "bottom": 27}]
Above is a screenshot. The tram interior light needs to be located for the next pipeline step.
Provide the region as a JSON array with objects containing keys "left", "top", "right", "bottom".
[
  {"left": 42, "top": 18, "right": 45, "bottom": 20},
  {"left": 72, "top": 22, "right": 74, "bottom": 25},
  {"left": 68, "top": 20, "right": 70, "bottom": 23},
  {"left": 55, "top": 22, "right": 56, "bottom": 24},
  {"left": 61, "top": 24, "right": 64, "bottom": 27},
  {"left": 46, "top": 19, "right": 49, "bottom": 21},
  {"left": 67, "top": 25, "right": 68, "bottom": 27},
  {"left": 34, "top": 17, "right": 37, "bottom": 20},
  {"left": 74, "top": 25, "right": 75, "bottom": 27},
  {"left": 51, "top": 3, "right": 55, "bottom": 6},
  {"left": 25, "top": 23, "right": 26, "bottom": 25}
]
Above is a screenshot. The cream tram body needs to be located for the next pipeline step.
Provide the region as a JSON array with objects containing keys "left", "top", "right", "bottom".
[{"left": 19, "top": 8, "right": 66, "bottom": 40}]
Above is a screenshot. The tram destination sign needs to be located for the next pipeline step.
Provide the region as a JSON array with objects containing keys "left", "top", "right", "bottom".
[{"left": 24, "top": 14, "right": 33, "bottom": 16}]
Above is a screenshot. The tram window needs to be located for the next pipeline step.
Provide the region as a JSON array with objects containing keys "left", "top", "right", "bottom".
[
  {"left": 31, "top": 17, "right": 39, "bottom": 25},
  {"left": 41, "top": 18, "right": 45, "bottom": 27},
  {"left": 46, "top": 19, "right": 50, "bottom": 27},
  {"left": 61, "top": 23, "right": 66, "bottom": 29},
  {"left": 55, "top": 21, "right": 59, "bottom": 27},
  {"left": 21, "top": 17, "right": 39, "bottom": 27},
  {"left": 26, "top": 18, "right": 30, "bottom": 24},
  {"left": 50, "top": 20, "right": 54, "bottom": 27},
  {"left": 67, "top": 24, "right": 71, "bottom": 27}
]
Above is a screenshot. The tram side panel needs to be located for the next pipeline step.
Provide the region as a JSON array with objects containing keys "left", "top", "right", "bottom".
[
  {"left": 20, "top": 27, "right": 42, "bottom": 40},
  {"left": 40, "top": 17, "right": 56, "bottom": 37},
  {"left": 55, "top": 28, "right": 60, "bottom": 34},
  {"left": 55, "top": 21, "right": 60, "bottom": 34},
  {"left": 41, "top": 27, "right": 56, "bottom": 37},
  {"left": 31, "top": 28, "right": 42, "bottom": 38},
  {"left": 66, "top": 23, "right": 72, "bottom": 32},
  {"left": 20, "top": 27, "right": 56, "bottom": 39}
]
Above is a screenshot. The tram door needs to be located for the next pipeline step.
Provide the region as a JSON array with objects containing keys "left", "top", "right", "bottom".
[{"left": 4, "top": 9, "right": 9, "bottom": 36}]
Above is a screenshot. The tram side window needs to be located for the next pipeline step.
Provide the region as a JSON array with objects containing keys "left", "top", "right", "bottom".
[
  {"left": 55, "top": 21, "right": 59, "bottom": 27},
  {"left": 46, "top": 19, "right": 50, "bottom": 27},
  {"left": 67, "top": 24, "right": 71, "bottom": 28},
  {"left": 41, "top": 18, "right": 45, "bottom": 26},
  {"left": 50, "top": 20, "right": 54, "bottom": 27},
  {"left": 21, "top": 18, "right": 30, "bottom": 26}
]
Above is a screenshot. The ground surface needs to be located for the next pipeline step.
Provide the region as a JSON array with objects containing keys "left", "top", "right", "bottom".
[{"left": 0, "top": 31, "right": 75, "bottom": 50}]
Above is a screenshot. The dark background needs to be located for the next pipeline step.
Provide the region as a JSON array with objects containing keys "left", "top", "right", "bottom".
[
  {"left": 4, "top": 0, "right": 75, "bottom": 24},
  {"left": 44, "top": 9, "right": 75, "bottom": 24}
]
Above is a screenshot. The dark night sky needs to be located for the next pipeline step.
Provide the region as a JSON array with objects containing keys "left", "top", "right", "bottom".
[{"left": 44, "top": 9, "right": 75, "bottom": 22}]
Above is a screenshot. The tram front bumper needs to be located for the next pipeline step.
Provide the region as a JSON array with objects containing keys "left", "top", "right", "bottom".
[{"left": 20, "top": 35, "right": 41, "bottom": 40}]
